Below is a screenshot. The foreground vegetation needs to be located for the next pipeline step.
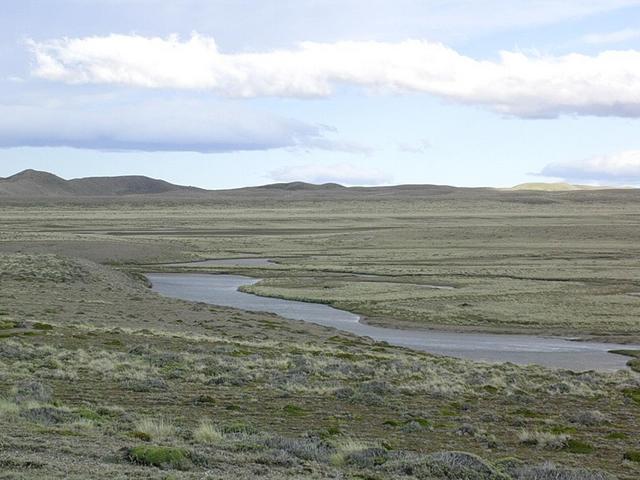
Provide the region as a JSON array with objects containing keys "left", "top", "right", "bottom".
[
  {"left": 1, "top": 189, "right": 640, "bottom": 478},
  {"left": 0, "top": 253, "right": 639, "bottom": 478}
]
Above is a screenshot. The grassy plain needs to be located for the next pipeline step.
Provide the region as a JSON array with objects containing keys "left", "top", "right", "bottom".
[{"left": 1, "top": 188, "right": 640, "bottom": 478}]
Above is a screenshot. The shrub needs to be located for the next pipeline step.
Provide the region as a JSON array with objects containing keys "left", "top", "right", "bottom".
[
  {"left": 506, "top": 461, "right": 614, "bottom": 480},
  {"left": 518, "top": 430, "right": 569, "bottom": 450},
  {"left": 569, "top": 410, "right": 606, "bottom": 426},
  {"left": 20, "top": 406, "right": 71, "bottom": 425},
  {"left": 12, "top": 380, "right": 52, "bottom": 404},
  {"left": 263, "top": 435, "right": 332, "bottom": 463},
  {"left": 127, "top": 446, "right": 191, "bottom": 470},
  {"left": 384, "top": 451, "right": 508, "bottom": 480}
]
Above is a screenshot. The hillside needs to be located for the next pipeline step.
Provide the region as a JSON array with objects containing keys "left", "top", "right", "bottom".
[{"left": 0, "top": 170, "right": 205, "bottom": 197}]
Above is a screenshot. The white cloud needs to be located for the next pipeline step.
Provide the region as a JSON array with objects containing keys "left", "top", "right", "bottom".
[
  {"left": 0, "top": 98, "right": 356, "bottom": 153},
  {"left": 268, "top": 163, "right": 391, "bottom": 185},
  {"left": 582, "top": 29, "right": 640, "bottom": 44},
  {"left": 540, "top": 150, "right": 640, "bottom": 184},
  {"left": 29, "top": 34, "right": 640, "bottom": 118},
  {"left": 398, "top": 139, "right": 432, "bottom": 153}
]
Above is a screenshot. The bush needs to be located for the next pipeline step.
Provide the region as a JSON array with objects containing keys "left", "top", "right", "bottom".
[
  {"left": 263, "top": 435, "right": 332, "bottom": 463},
  {"left": 507, "top": 461, "right": 614, "bottom": 480},
  {"left": 383, "top": 451, "right": 508, "bottom": 480},
  {"left": 12, "top": 380, "right": 52, "bottom": 404},
  {"left": 20, "top": 406, "right": 71, "bottom": 425},
  {"left": 518, "top": 430, "right": 568, "bottom": 450},
  {"left": 569, "top": 410, "right": 606, "bottom": 426}
]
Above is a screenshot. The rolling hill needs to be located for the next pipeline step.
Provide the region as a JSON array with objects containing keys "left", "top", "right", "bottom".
[{"left": 0, "top": 170, "right": 205, "bottom": 197}]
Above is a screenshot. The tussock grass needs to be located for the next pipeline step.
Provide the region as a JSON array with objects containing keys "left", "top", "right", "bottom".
[
  {"left": 330, "top": 438, "right": 375, "bottom": 466},
  {"left": 193, "top": 420, "right": 224, "bottom": 444},
  {"left": 0, "top": 398, "right": 19, "bottom": 416},
  {"left": 134, "top": 417, "right": 176, "bottom": 440}
]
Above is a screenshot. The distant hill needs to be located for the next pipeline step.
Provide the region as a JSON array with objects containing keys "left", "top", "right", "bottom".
[
  {"left": 255, "top": 181, "right": 346, "bottom": 191},
  {"left": 0, "top": 170, "right": 205, "bottom": 197},
  {"left": 509, "top": 182, "right": 609, "bottom": 191},
  {"left": 1, "top": 169, "right": 636, "bottom": 201}
]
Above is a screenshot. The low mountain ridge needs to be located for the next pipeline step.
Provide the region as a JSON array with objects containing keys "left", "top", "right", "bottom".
[{"left": 0, "top": 170, "right": 204, "bottom": 197}]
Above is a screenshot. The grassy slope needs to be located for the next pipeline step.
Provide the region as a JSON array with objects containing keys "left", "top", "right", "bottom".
[{"left": 0, "top": 253, "right": 639, "bottom": 479}]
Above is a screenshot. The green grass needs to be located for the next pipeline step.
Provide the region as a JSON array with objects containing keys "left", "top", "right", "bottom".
[
  {"left": 623, "top": 388, "right": 640, "bottom": 406},
  {"left": 282, "top": 404, "right": 305, "bottom": 416},
  {"left": 624, "top": 451, "right": 640, "bottom": 463},
  {"left": 566, "top": 439, "right": 594, "bottom": 454},
  {"left": 127, "top": 445, "right": 190, "bottom": 470},
  {"left": 32, "top": 322, "right": 54, "bottom": 331}
]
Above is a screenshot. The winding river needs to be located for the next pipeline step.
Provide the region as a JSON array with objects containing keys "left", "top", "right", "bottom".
[{"left": 147, "top": 261, "right": 640, "bottom": 372}]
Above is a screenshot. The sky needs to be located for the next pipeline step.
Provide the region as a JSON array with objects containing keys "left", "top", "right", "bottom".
[{"left": 1, "top": 0, "right": 640, "bottom": 188}]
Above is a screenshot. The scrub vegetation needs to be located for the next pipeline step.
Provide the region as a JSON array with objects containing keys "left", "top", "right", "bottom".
[{"left": 1, "top": 188, "right": 640, "bottom": 478}]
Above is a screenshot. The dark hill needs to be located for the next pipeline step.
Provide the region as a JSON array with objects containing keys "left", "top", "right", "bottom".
[{"left": 0, "top": 170, "right": 205, "bottom": 197}]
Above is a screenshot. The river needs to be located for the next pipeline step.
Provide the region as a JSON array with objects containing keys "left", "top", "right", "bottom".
[{"left": 146, "top": 270, "right": 639, "bottom": 371}]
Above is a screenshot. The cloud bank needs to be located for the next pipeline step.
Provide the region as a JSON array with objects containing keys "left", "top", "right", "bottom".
[
  {"left": 540, "top": 150, "right": 640, "bottom": 184},
  {"left": 29, "top": 34, "right": 640, "bottom": 118},
  {"left": 0, "top": 99, "right": 354, "bottom": 153},
  {"left": 268, "top": 163, "right": 391, "bottom": 185}
]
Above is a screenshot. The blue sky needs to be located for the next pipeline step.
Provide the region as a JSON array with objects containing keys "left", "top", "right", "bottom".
[{"left": 2, "top": 0, "right": 640, "bottom": 188}]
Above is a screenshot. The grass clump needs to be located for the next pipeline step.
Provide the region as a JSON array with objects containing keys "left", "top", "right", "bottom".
[
  {"left": 127, "top": 445, "right": 191, "bottom": 470},
  {"left": 32, "top": 322, "right": 54, "bottom": 331},
  {"left": 0, "top": 398, "right": 20, "bottom": 416},
  {"left": 566, "top": 439, "right": 594, "bottom": 454},
  {"left": 282, "top": 404, "right": 305, "bottom": 416},
  {"left": 329, "top": 438, "right": 375, "bottom": 467},
  {"left": 193, "top": 420, "right": 224, "bottom": 444},
  {"left": 622, "top": 388, "right": 640, "bottom": 406},
  {"left": 0, "top": 320, "right": 18, "bottom": 329},
  {"left": 134, "top": 417, "right": 176, "bottom": 440},
  {"left": 624, "top": 450, "right": 640, "bottom": 462}
]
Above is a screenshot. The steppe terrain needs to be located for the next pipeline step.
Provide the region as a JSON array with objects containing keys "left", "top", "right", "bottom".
[{"left": 1, "top": 173, "right": 639, "bottom": 479}]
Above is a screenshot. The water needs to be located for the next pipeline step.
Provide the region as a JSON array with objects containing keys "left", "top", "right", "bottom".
[{"left": 146, "top": 272, "right": 639, "bottom": 371}]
